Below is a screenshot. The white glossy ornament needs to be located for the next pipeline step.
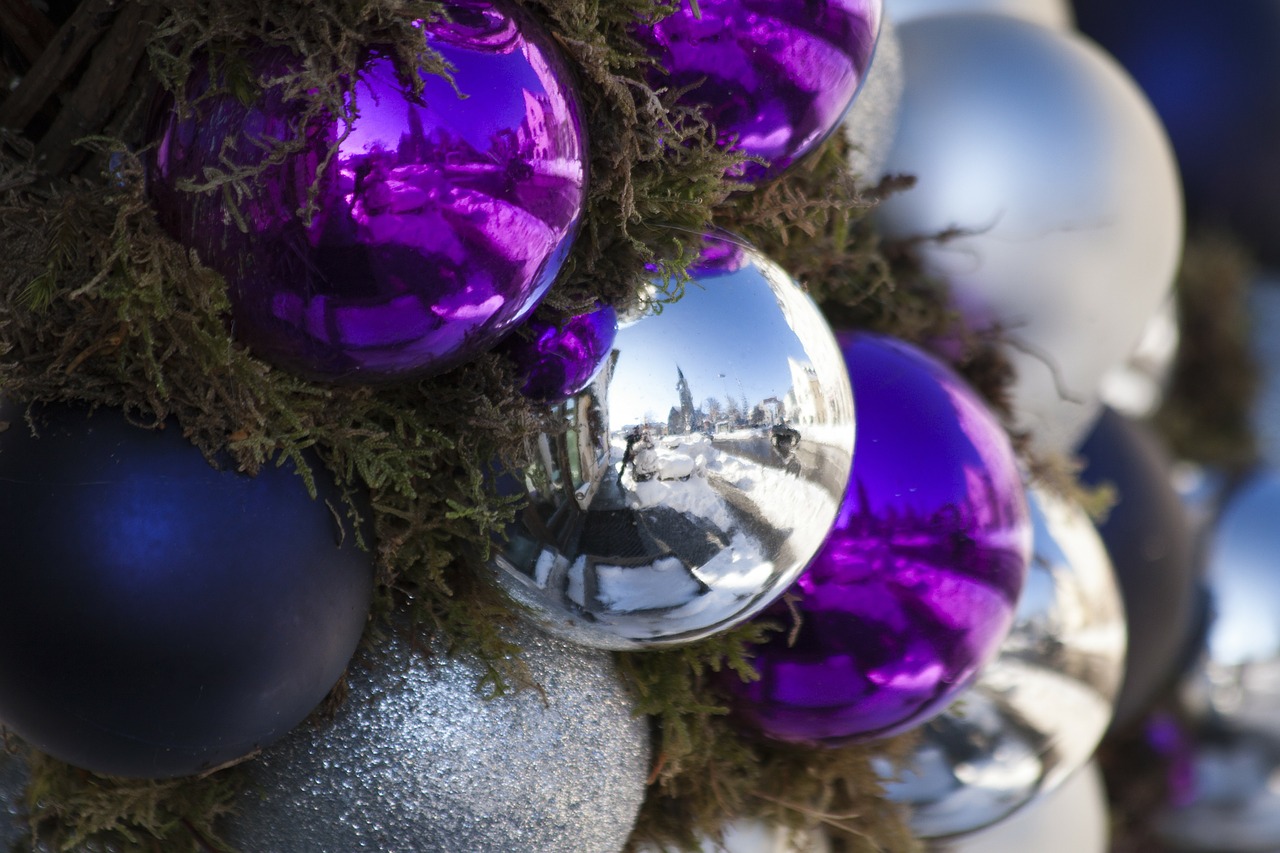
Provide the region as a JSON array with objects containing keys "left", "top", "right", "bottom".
[
  {"left": 934, "top": 761, "right": 1109, "bottom": 853},
  {"left": 844, "top": 14, "right": 904, "bottom": 181},
  {"left": 876, "top": 16, "right": 1183, "bottom": 454},
  {"left": 636, "top": 820, "right": 831, "bottom": 853},
  {"left": 886, "top": 0, "right": 1073, "bottom": 29}
]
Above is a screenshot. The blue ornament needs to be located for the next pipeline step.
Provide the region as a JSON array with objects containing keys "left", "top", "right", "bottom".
[{"left": 0, "top": 400, "right": 374, "bottom": 778}]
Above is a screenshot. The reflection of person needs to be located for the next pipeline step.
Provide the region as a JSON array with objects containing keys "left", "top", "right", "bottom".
[
  {"left": 621, "top": 426, "right": 644, "bottom": 474},
  {"left": 771, "top": 421, "right": 800, "bottom": 459}
]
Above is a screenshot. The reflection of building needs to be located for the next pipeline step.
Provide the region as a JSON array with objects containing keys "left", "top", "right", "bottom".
[
  {"left": 676, "top": 366, "right": 696, "bottom": 434},
  {"left": 784, "top": 357, "right": 828, "bottom": 425}
]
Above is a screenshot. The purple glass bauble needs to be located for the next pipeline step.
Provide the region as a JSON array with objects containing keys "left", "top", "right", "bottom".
[
  {"left": 498, "top": 301, "right": 618, "bottom": 402},
  {"left": 632, "top": 0, "right": 883, "bottom": 183},
  {"left": 148, "top": 0, "right": 588, "bottom": 383},
  {"left": 722, "top": 332, "right": 1031, "bottom": 745}
]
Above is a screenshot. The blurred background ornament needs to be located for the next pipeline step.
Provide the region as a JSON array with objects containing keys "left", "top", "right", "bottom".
[
  {"left": 1249, "top": 278, "right": 1280, "bottom": 467},
  {"left": 720, "top": 332, "right": 1030, "bottom": 745},
  {"left": 886, "top": 0, "right": 1074, "bottom": 29},
  {"left": 1099, "top": 296, "right": 1181, "bottom": 420},
  {"left": 0, "top": 400, "right": 373, "bottom": 778},
  {"left": 497, "top": 301, "right": 618, "bottom": 403},
  {"left": 148, "top": 0, "right": 588, "bottom": 383},
  {"left": 1071, "top": 0, "right": 1280, "bottom": 265},
  {"left": 488, "top": 234, "right": 855, "bottom": 649},
  {"left": 224, "top": 619, "right": 649, "bottom": 853},
  {"left": 933, "top": 761, "right": 1110, "bottom": 853},
  {"left": 632, "top": 0, "right": 883, "bottom": 183},
  {"left": 843, "top": 13, "right": 904, "bottom": 181},
  {"left": 1075, "top": 407, "right": 1202, "bottom": 734},
  {"left": 875, "top": 15, "right": 1183, "bottom": 454},
  {"left": 634, "top": 820, "right": 830, "bottom": 853},
  {"left": 878, "top": 485, "right": 1125, "bottom": 838}
]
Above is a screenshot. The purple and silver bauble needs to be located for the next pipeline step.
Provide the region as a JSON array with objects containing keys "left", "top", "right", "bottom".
[
  {"left": 149, "top": 0, "right": 588, "bottom": 383},
  {"left": 498, "top": 301, "right": 618, "bottom": 403}
]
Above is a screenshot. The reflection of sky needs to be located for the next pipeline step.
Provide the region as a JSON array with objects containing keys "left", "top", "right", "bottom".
[{"left": 610, "top": 264, "right": 812, "bottom": 427}]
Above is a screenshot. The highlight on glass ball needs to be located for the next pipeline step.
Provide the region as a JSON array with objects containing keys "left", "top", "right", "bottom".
[
  {"left": 632, "top": 0, "right": 883, "bottom": 183},
  {"left": 720, "top": 332, "right": 1031, "bottom": 745},
  {"left": 148, "top": 0, "right": 588, "bottom": 383},
  {"left": 488, "top": 234, "right": 855, "bottom": 650},
  {"left": 0, "top": 399, "right": 374, "bottom": 779},
  {"left": 497, "top": 301, "right": 618, "bottom": 403},
  {"left": 879, "top": 486, "right": 1126, "bottom": 839}
]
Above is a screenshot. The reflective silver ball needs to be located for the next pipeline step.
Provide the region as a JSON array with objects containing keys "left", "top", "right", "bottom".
[
  {"left": 0, "top": 744, "right": 27, "bottom": 850},
  {"left": 881, "top": 486, "right": 1126, "bottom": 838},
  {"left": 844, "top": 13, "right": 904, "bottom": 181},
  {"left": 223, "top": 620, "right": 650, "bottom": 852},
  {"left": 489, "top": 237, "right": 855, "bottom": 649}
]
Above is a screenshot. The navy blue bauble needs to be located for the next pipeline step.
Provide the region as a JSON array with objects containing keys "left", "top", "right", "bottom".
[
  {"left": 0, "top": 400, "right": 374, "bottom": 778},
  {"left": 1073, "top": 0, "right": 1280, "bottom": 261}
]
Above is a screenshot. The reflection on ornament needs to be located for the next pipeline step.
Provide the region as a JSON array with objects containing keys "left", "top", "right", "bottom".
[
  {"left": 498, "top": 301, "right": 618, "bottom": 402},
  {"left": 1076, "top": 407, "right": 1201, "bottom": 733},
  {"left": 0, "top": 400, "right": 373, "bottom": 778},
  {"left": 0, "top": 745, "right": 27, "bottom": 850},
  {"left": 488, "top": 234, "right": 855, "bottom": 649},
  {"left": 632, "top": 0, "right": 883, "bottom": 182},
  {"left": 843, "top": 13, "right": 904, "bottom": 181},
  {"left": 880, "top": 486, "right": 1126, "bottom": 838},
  {"left": 224, "top": 620, "right": 650, "bottom": 853},
  {"left": 149, "top": 0, "right": 587, "bottom": 383},
  {"left": 1098, "top": 295, "right": 1180, "bottom": 419},
  {"left": 886, "top": 0, "right": 1073, "bottom": 29},
  {"left": 1248, "top": 280, "right": 1280, "bottom": 467},
  {"left": 876, "top": 15, "right": 1183, "bottom": 453},
  {"left": 635, "top": 819, "right": 831, "bottom": 853},
  {"left": 935, "top": 762, "right": 1109, "bottom": 853},
  {"left": 721, "top": 333, "right": 1030, "bottom": 745}
]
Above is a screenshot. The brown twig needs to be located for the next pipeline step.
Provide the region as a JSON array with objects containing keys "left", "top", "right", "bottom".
[{"left": 0, "top": 0, "right": 57, "bottom": 65}]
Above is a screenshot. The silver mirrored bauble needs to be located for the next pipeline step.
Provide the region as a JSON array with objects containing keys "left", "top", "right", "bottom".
[
  {"left": 886, "top": 0, "right": 1074, "bottom": 29},
  {"left": 1099, "top": 295, "right": 1180, "bottom": 419},
  {"left": 1179, "top": 468, "right": 1280, "bottom": 740},
  {"left": 636, "top": 820, "right": 831, "bottom": 853},
  {"left": 0, "top": 742, "right": 28, "bottom": 850},
  {"left": 844, "top": 14, "right": 904, "bottom": 181},
  {"left": 876, "top": 15, "right": 1183, "bottom": 454},
  {"left": 489, "top": 237, "right": 856, "bottom": 649},
  {"left": 880, "top": 486, "right": 1126, "bottom": 838},
  {"left": 1249, "top": 279, "right": 1280, "bottom": 468},
  {"left": 1155, "top": 726, "right": 1280, "bottom": 853},
  {"left": 934, "top": 761, "right": 1109, "bottom": 853},
  {"left": 223, "top": 620, "right": 650, "bottom": 853}
]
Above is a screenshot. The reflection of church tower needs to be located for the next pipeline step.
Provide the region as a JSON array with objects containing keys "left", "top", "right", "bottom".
[{"left": 676, "top": 366, "right": 695, "bottom": 435}]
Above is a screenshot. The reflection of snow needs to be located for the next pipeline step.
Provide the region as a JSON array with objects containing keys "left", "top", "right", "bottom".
[{"left": 597, "top": 557, "right": 702, "bottom": 610}]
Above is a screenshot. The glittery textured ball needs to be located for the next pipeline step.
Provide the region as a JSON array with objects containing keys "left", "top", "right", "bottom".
[
  {"left": 498, "top": 301, "right": 618, "bottom": 402},
  {"left": 721, "top": 332, "right": 1031, "bottom": 745},
  {"left": 148, "top": 0, "right": 588, "bottom": 383},
  {"left": 632, "top": 0, "right": 883, "bottom": 183},
  {"left": 488, "top": 235, "right": 855, "bottom": 649},
  {"left": 0, "top": 400, "right": 373, "bottom": 778},
  {"left": 223, "top": 620, "right": 650, "bottom": 852},
  {"left": 0, "top": 747, "right": 26, "bottom": 850}
]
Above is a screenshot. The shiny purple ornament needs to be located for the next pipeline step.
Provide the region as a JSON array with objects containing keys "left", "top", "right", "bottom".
[
  {"left": 148, "top": 0, "right": 588, "bottom": 383},
  {"left": 722, "top": 332, "right": 1031, "bottom": 745},
  {"left": 632, "top": 0, "right": 883, "bottom": 183},
  {"left": 498, "top": 301, "right": 618, "bottom": 402}
]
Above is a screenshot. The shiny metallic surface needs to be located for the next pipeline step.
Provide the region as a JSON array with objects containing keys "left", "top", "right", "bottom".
[
  {"left": 632, "top": 0, "right": 883, "bottom": 183},
  {"left": 1180, "top": 468, "right": 1280, "bottom": 740},
  {"left": 224, "top": 619, "right": 650, "bottom": 852},
  {"left": 489, "top": 236, "right": 855, "bottom": 649},
  {"left": 0, "top": 743, "right": 27, "bottom": 850},
  {"left": 843, "top": 13, "right": 904, "bottom": 181},
  {"left": 497, "top": 301, "right": 618, "bottom": 403},
  {"left": 886, "top": 0, "right": 1074, "bottom": 29},
  {"left": 635, "top": 819, "right": 832, "bottom": 853},
  {"left": 875, "top": 15, "right": 1183, "bottom": 454},
  {"left": 882, "top": 486, "right": 1126, "bottom": 838},
  {"left": 149, "top": 0, "right": 587, "bottom": 383}
]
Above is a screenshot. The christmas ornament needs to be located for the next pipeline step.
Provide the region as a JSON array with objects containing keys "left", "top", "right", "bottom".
[
  {"left": 489, "top": 234, "right": 855, "bottom": 649},
  {"left": 721, "top": 332, "right": 1030, "bottom": 745},
  {"left": 0, "top": 400, "right": 373, "bottom": 778},
  {"left": 148, "top": 0, "right": 588, "bottom": 383},
  {"left": 224, "top": 619, "right": 650, "bottom": 853},
  {"left": 635, "top": 820, "right": 830, "bottom": 852},
  {"left": 0, "top": 744, "right": 26, "bottom": 850},
  {"left": 875, "top": 15, "right": 1183, "bottom": 453},
  {"left": 1073, "top": 0, "right": 1280, "bottom": 264},
  {"left": 497, "top": 300, "right": 618, "bottom": 402},
  {"left": 1099, "top": 296, "right": 1180, "bottom": 419},
  {"left": 1178, "top": 468, "right": 1280, "bottom": 741},
  {"left": 937, "top": 762, "right": 1109, "bottom": 853},
  {"left": 1076, "top": 407, "right": 1201, "bottom": 733},
  {"left": 632, "top": 0, "right": 883, "bottom": 183},
  {"left": 843, "top": 13, "right": 904, "bottom": 181},
  {"left": 886, "top": 0, "right": 1073, "bottom": 29},
  {"left": 1249, "top": 280, "right": 1280, "bottom": 468},
  {"left": 1154, "top": 723, "right": 1280, "bottom": 853},
  {"left": 879, "top": 486, "right": 1126, "bottom": 838}
]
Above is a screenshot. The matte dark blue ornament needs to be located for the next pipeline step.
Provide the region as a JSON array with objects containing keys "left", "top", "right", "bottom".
[{"left": 0, "top": 400, "right": 374, "bottom": 779}]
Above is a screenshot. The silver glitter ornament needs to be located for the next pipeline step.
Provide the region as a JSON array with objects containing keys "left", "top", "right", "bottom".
[
  {"left": 844, "top": 13, "right": 904, "bottom": 181},
  {"left": 223, "top": 620, "right": 650, "bottom": 853},
  {"left": 880, "top": 486, "right": 1126, "bottom": 838},
  {"left": 489, "top": 234, "right": 855, "bottom": 649}
]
